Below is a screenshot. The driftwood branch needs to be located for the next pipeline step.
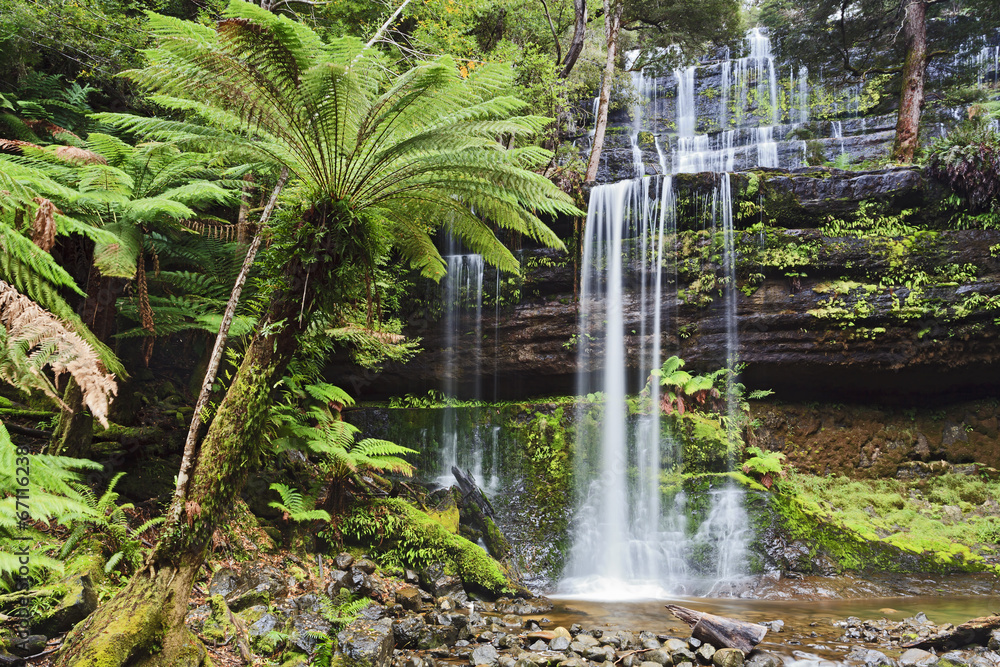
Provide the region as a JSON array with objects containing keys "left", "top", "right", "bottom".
[
  {"left": 666, "top": 605, "right": 768, "bottom": 654},
  {"left": 902, "top": 615, "right": 1000, "bottom": 651}
]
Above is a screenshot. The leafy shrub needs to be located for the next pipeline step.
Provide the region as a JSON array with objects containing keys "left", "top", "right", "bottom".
[{"left": 927, "top": 117, "right": 1000, "bottom": 212}]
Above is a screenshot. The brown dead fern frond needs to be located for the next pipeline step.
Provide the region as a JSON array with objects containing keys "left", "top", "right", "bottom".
[
  {"left": 53, "top": 145, "right": 107, "bottom": 165},
  {"left": 31, "top": 197, "right": 58, "bottom": 252},
  {"left": 0, "top": 279, "right": 117, "bottom": 426}
]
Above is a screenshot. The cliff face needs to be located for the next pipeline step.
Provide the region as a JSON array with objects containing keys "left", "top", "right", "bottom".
[{"left": 342, "top": 166, "right": 1000, "bottom": 404}]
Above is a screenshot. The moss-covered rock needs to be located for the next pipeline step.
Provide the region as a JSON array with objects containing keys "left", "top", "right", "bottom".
[{"left": 340, "top": 498, "right": 520, "bottom": 598}]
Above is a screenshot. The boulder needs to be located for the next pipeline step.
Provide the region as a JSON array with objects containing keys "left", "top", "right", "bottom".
[
  {"left": 338, "top": 617, "right": 395, "bottom": 667},
  {"left": 335, "top": 553, "right": 356, "bottom": 570},
  {"left": 9, "top": 635, "right": 45, "bottom": 658},
  {"left": 393, "top": 616, "right": 427, "bottom": 649},
  {"left": 845, "top": 648, "right": 896, "bottom": 666},
  {"left": 289, "top": 612, "right": 333, "bottom": 655},
  {"left": 471, "top": 644, "right": 500, "bottom": 667},
  {"left": 713, "top": 649, "right": 745, "bottom": 667},
  {"left": 227, "top": 564, "right": 288, "bottom": 612},
  {"left": 898, "top": 649, "right": 939, "bottom": 667},
  {"left": 745, "top": 651, "right": 782, "bottom": 667},
  {"left": 697, "top": 644, "right": 717, "bottom": 662},
  {"left": 550, "top": 636, "right": 571, "bottom": 651},
  {"left": 396, "top": 586, "right": 422, "bottom": 611},
  {"left": 35, "top": 573, "right": 98, "bottom": 635}
]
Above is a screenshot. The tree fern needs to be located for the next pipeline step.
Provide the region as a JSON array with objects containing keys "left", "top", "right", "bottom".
[
  {"left": 99, "top": 0, "right": 579, "bottom": 286},
  {"left": 0, "top": 280, "right": 118, "bottom": 426},
  {"left": 59, "top": 472, "right": 165, "bottom": 575}
]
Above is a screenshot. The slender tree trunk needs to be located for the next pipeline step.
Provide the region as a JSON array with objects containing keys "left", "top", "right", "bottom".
[
  {"left": 560, "top": 0, "right": 587, "bottom": 79},
  {"left": 585, "top": 0, "right": 623, "bottom": 183},
  {"left": 893, "top": 0, "right": 926, "bottom": 163},
  {"left": 54, "top": 295, "right": 303, "bottom": 667}
]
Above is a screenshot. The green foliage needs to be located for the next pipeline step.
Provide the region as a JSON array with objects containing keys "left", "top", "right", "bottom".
[
  {"left": 927, "top": 117, "right": 1000, "bottom": 213},
  {"left": 0, "top": 422, "right": 101, "bottom": 589},
  {"left": 267, "top": 483, "right": 331, "bottom": 524},
  {"left": 774, "top": 470, "right": 1000, "bottom": 572},
  {"left": 59, "top": 472, "right": 164, "bottom": 577},
  {"left": 271, "top": 383, "right": 417, "bottom": 502},
  {"left": 101, "top": 0, "right": 577, "bottom": 287},
  {"left": 338, "top": 498, "right": 513, "bottom": 595},
  {"left": 741, "top": 445, "right": 787, "bottom": 489}
]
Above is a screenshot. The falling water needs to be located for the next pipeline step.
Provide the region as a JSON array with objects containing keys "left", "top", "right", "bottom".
[
  {"left": 560, "top": 166, "right": 751, "bottom": 598},
  {"left": 439, "top": 252, "right": 485, "bottom": 488}
]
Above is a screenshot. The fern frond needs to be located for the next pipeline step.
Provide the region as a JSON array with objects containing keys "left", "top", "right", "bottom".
[{"left": 0, "top": 281, "right": 118, "bottom": 426}]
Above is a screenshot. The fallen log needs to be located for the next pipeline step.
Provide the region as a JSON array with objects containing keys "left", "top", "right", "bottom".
[
  {"left": 666, "top": 604, "right": 768, "bottom": 654},
  {"left": 901, "top": 615, "right": 1000, "bottom": 650}
]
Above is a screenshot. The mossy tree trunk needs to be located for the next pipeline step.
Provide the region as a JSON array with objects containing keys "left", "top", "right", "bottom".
[
  {"left": 892, "top": 0, "right": 926, "bottom": 163},
  {"left": 52, "top": 202, "right": 345, "bottom": 664},
  {"left": 54, "top": 291, "right": 303, "bottom": 666},
  {"left": 585, "top": 0, "right": 623, "bottom": 183}
]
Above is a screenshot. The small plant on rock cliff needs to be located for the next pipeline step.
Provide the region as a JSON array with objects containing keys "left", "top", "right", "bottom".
[
  {"left": 653, "top": 356, "right": 723, "bottom": 416},
  {"left": 271, "top": 383, "right": 417, "bottom": 510},
  {"left": 741, "top": 446, "right": 788, "bottom": 489}
]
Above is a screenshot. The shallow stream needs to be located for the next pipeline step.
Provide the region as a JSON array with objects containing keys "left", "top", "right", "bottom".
[{"left": 533, "top": 574, "right": 1000, "bottom": 665}]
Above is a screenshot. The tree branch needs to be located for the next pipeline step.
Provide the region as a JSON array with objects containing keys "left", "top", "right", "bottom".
[{"left": 539, "top": 0, "right": 563, "bottom": 65}]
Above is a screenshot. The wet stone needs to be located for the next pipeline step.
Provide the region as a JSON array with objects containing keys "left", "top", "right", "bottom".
[
  {"left": 664, "top": 639, "right": 689, "bottom": 653},
  {"left": 471, "top": 644, "right": 501, "bottom": 666},
  {"left": 898, "top": 649, "right": 939, "bottom": 667},
  {"left": 392, "top": 616, "right": 426, "bottom": 648},
  {"left": 338, "top": 618, "right": 395, "bottom": 667},
  {"left": 745, "top": 651, "right": 782, "bottom": 667},
  {"left": 696, "top": 644, "right": 717, "bottom": 662},
  {"left": 335, "top": 553, "right": 355, "bottom": 570},
  {"left": 396, "top": 586, "right": 421, "bottom": 611},
  {"left": 671, "top": 648, "right": 697, "bottom": 664},
  {"left": 570, "top": 625, "right": 584, "bottom": 636},
  {"left": 845, "top": 648, "right": 894, "bottom": 667},
  {"left": 644, "top": 649, "right": 671, "bottom": 665},
  {"left": 551, "top": 637, "right": 571, "bottom": 651},
  {"left": 688, "top": 638, "right": 702, "bottom": 649},
  {"left": 10, "top": 636, "right": 45, "bottom": 658},
  {"left": 713, "top": 649, "right": 745, "bottom": 667},
  {"left": 355, "top": 559, "right": 377, "bottom": 574}
]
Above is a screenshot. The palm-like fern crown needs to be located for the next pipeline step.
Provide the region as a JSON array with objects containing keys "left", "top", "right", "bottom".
[{"left": 111, "top": 0, "right": 577, "bottom": 279}]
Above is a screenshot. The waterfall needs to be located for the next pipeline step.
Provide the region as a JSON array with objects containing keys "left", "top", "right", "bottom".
[
  {"left": 674, "top": 28, "right": 788, "bottom": 173},
  {"left": 560, "top": 167, "right": 750, "bottom": 598},
  {"left": 438, "top": 252, "right": 485, "bottom": 488}
]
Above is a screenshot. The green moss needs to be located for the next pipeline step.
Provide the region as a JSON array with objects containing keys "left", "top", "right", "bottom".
[
  {"left": 340, "top": 499, "right": 515, "bottom": 597},
  {"left": 201, "top": 595, "right": 236, "bottom": 643},
  {"left": 770, "top": 472, "right": 1000, "bottom": 574}
]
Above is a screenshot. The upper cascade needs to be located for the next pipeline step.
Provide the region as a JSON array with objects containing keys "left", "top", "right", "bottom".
[{"left": 594, "top": 26, "right": 986, "bottom": 181}]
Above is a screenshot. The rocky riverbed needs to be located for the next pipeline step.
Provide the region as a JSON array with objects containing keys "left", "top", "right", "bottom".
[{"left": 185, "top": 554, "right": 1000, "bottom": 667}]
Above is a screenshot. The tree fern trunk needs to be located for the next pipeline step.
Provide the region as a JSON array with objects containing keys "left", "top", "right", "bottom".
[{"left": 48, "top": 378, "right": 93, "bottom": 458}]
